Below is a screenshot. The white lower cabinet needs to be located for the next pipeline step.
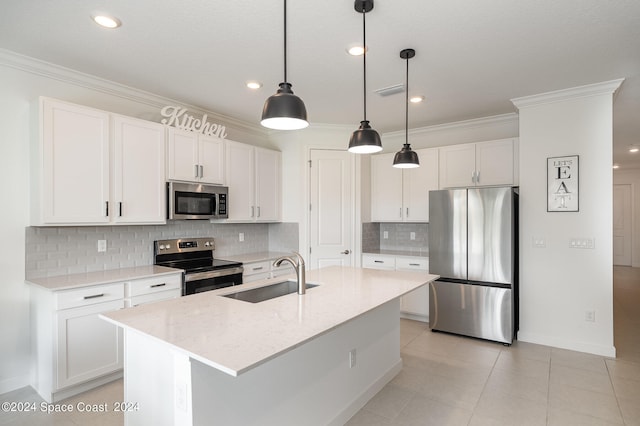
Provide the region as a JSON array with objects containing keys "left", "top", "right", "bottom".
[
  {"left": 362, "top": 253, "right": 429, "bottom": 322},
  {"left": 243, "top": 259, "right": 295, "bottom": 283},
  {"left": 31, "top": 282, "right": 125, "bottom": 402},
  {"left": 125, "top": 274, "right": 182, "bottom": 307}
]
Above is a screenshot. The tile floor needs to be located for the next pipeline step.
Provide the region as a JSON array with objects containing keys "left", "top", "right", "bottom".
[{"left": 2, "top": 266, "right": 639, "bottom": 425}]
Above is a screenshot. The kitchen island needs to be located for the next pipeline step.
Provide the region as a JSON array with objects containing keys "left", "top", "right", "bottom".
[{"left": 101, "top": 265, "right": 437, "bottom": 426}]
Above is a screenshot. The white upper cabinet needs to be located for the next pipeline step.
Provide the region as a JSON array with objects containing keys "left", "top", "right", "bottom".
[
  {"left": 439, "top": 138, "right": 517, "bottom": 188},
  {"left": 111, "top": 115, "right": 166, "bottom": 224},
  {"left": 371, "top": 148, "right": 438, "bottom": 222},
  {"left": 225, "top": 141, "right": 281, "bottom": 222},
  {"left": 34, "top": 98, "right": 110, "bottom": 225},
  {"left": 166, "top": 127, "right": 224, "bottom": 185},
  {"left": 32, "top": 97, "right": 166, "bottom": 226}
]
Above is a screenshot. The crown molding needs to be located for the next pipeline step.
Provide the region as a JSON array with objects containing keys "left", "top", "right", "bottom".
[
  {"left": 0, "top": 48, "right": 266, "bottom": 137},
  {"left": 382, "top": 113, "right": 519, "bottom": 139},
  {"left": 511, "top": 79, "right": 625, "bottom": 109}
]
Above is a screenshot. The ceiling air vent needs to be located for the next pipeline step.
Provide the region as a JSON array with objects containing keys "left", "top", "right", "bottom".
[{"left": 374, "top": 83, "right": 405, "bottom": 97}]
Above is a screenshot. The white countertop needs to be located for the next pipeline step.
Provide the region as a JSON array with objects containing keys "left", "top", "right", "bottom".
[
  {"left": 25, "top": 265, "right": 183, "bottom": 291},
  {"left": 101, "top": 265, "right": 438, "bottom": 376},
  {"left": 222, "top": 251, "right": 292, "bottom": 263}
]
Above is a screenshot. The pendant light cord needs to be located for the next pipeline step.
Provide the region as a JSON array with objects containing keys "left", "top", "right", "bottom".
[
  {"left": 362, "top": 10, "right": 367, "bottom": 121},
  {"left": 405, "top": 54, "right": 409, "bottom": 146},
  {"left": 283, "top": 0, "right": 288, "bottom": 83}
]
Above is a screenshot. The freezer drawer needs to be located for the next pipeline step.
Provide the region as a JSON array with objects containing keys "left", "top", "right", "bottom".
[{"left": 429, "top": 280, "right": 514, "bottom": 344}]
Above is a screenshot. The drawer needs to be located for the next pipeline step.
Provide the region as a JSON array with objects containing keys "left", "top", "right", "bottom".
[
  {"left": 243, "top": 261, "right": 271, "bottom": 276},
  {"left": 55, "top": 283, "right": 125, "bottom": 310},
  {"left": 243, "top": 272, "right": 271, "bottom": 283},
  {"left": 396, "top": 257, "right": 429, "bottom": 271},
  {"left": 126, "top": 274, "right": 182, "bottom": 297},
  {"left": 126, "top": 289, "right": 181, "bottom": 307},
  {"left": 362, "top": 254, "right": 396, "bottom": 270}
]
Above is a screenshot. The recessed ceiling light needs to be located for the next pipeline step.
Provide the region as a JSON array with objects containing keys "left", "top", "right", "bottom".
[
  {"left": 409, "top": 96, "right": 424, "bottom": 103},
  {"left": 92, "top": 14, "right": 121, "bottom": 29},
  {"left": 629, "top": 146, "right": 639, "bottom": 153},
  {"left": 347, "top": 45, "right": 366, "bottom": 56},
  {"left": 613, "top": 164, "right": 620, "bottom": 169},
  {"left": 246, "top": 81, "right": 262, "bottom": 90}
]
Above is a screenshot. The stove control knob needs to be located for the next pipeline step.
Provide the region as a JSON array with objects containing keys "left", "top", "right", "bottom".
[
  {"left": 205, "top": 241, "right": 210, "bottom": 247},
  {"left": 166, "top": 244, "right": 171, "bottom": 249},
  {"left": 159, "top": 244, "right": 165, "bottom": 250}
]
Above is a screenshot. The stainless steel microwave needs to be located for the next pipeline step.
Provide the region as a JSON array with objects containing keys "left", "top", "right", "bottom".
[{"left": 167, "top": 182, "right": 228, "bottom": 220}]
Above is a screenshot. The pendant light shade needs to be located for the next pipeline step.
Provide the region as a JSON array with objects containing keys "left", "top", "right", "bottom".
[
  {"left": 393, "top": 48, "right": 420, "bottom": 168},
  {"left": 348, "top": 0, "right": 382, "bottom": 154},
  {"left": 261, "top": 0, "right": 308, "bottom": 130}
]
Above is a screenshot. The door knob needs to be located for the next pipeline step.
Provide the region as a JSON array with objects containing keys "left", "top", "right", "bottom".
[{"left": 341, "top": 250, "right": 351, "bottom": 255}]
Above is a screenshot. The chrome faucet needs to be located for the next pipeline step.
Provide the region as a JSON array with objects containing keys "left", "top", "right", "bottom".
[{"left": 273, "top": 252, "right": 306, "bottom": 295}]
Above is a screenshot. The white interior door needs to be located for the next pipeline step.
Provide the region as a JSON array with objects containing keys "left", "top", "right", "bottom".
[
  {"left": 309, "top": 149, "right": 353, "bottom": 270},
  {"left": 613, "top": 184, "right": 632, "bottom": 266}
]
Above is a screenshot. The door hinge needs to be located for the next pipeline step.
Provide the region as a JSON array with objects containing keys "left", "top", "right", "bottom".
[
  {"left": 309, "top": 247, "right": 312, "bottom": 254},
  {"left": 308, "top": 160, "right": 312, "bottom": 168},
  {"left": 309, "top": 203, "right": 312, "bottom": 211}
]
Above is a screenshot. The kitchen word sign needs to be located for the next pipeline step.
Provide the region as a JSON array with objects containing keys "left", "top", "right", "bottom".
[
  {"left": 160, "top": 105, "right": 227, "bottom": 139},
  {"left": 547, "top": 155, "right": 579, "bottom": 212}
]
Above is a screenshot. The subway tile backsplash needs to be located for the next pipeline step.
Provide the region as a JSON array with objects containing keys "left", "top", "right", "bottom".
[
  {"left": 363, "top": 222, "right": 428, "bottom": 254},
  {"left": 25, "top": 222, "right": 299, "bottom": 279}
]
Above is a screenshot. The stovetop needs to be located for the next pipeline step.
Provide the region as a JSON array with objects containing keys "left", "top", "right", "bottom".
[{"left": 153, "top": 237, "right": 242, "bottom": 273}]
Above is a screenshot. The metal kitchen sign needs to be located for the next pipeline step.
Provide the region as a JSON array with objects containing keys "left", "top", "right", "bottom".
[{"left": 160, "top": 105, "right": 228, "bottom": 139}]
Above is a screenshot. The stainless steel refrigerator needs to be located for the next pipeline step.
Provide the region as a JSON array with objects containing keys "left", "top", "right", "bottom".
[{"left": 428, "top": 187, "right": 518, "bottom": 344}]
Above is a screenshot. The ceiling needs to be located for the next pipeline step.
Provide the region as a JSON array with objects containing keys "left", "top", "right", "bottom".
[{"left": 2, "top": 0, "right": 640, "bottom": 168}]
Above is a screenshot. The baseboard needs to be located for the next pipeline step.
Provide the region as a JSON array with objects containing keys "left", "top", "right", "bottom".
[
  {"left": 328, "top": 359, "right": 403, "bottom": 426},
  {"left": 400, "top": 312, "right": 428, "bottom": 323},
  {"left": 0, "top": 375, "right": 30, "bottom": 395},
  {"left": 518, "top": 332, "right": 616, "bottom": 358}
]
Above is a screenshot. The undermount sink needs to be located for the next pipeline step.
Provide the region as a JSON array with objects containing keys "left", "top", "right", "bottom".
[{"left": 222, "top": 280, "right": 318, "bottom": 303}]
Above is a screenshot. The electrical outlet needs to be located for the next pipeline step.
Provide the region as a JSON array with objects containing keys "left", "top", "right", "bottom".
[
  {"left": 410, "top": 232, "right": 416, "bottom": 240},
  {"left": 97, "top": 240, "right": 107, "bottom": 252},
  {"left": 349, "top": 349, "right": 356, "bottom": 368},
  {"left": 585, "top": 310, "right": 596, "bottom": 322},
  {"left": 239, "top": 233, "right": 244, "bottom": 242},
  {"left": 383, "top": 231, "right": 388, "bottom": 239},
  {"left": 570, "top": 238, "right": 595, "bottom": 249},
  {"left": 532, "top": 237, "right": 546, "bottom": 248}
]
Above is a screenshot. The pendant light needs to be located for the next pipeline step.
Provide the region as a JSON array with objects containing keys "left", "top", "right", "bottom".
[
  {"left": 393, "top": 48, "right": 420, "bottom": 168},
  {"left": 261, "top": 0, "right": 309, "bottom": 130},
  {"left": 348, "top": 0, "right": 382, "bottom": 154}
]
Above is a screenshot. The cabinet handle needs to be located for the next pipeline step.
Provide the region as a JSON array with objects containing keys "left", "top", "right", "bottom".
[
  {"left": 253, "top": 266, "right": 264, "bottom": 271},
  {"left": 119, "top": 202, "right": 123, "bottom": 217},
  {"left": 105, "top": 201, "right": 109, "bottom": 217},
  {"left": 399, "top": 208, "right": 402, "bottom": 218},
  {"left": 409, "top": 263, "right": 420, "bottom": 266},
  {"left": 476, "top": 171, "right": 480, "bottom": 183},
  {"left": 251, "top": 206, "right": 255, "bottom": 217},
  {"left": 195, "top": 165, "right": 199, "bottom": 178},
  {"left": 200, "top": 165, "right": 204, "bottom": 178},
  {"left": 257, "top": 206, "right": 261, "bottom": 217},
  {"left": 406, "top": 207, "right": 409, "bottom": 218},
  {"left": 83, "top": 293, "right": 105, "bottom": 300},
  {"left": 374, "top": 260, "right": 384, "bottom": 263},
  {"left": 471, "top": 171, "right": 475, "bottom": 183},
  {"left": 150, "top": 283, "right": 166, "bottom": 288}
]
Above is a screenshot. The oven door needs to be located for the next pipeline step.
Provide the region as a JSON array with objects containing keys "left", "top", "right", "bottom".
[{"left": 183, "top": 267, "right": 243, "bottom": 295}]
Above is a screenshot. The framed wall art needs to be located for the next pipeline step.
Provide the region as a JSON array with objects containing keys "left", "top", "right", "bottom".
[{"left": 547, "top": 155, "right": 579, "bottom": 212}]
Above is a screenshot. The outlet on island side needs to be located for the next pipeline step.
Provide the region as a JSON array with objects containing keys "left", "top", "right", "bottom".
[{"left": 585, "top": 310, "right": 596, "bottom": 322}]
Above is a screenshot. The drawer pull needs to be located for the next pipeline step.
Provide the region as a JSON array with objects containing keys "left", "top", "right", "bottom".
[
  {"left": 374, "top": 260, "right": 384, "bottom": 263},
  {"left": 253, "top": 266, "right": 264, "bottom": 271},
  {"left": 150, "top": 283, "right": 166, "bottom": 288},
  {"left": 83, "top": 293, "right": 105, "bottom": 300},
  {"left": 409, "top": 263, "right": 420, "bottom": 266}
]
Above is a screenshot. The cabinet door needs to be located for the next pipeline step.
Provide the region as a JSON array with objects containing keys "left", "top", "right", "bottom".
[
  {"left": 475, "top": 139, "right": 514, "bottom": 186},
  {"left": 42, "top": 99, "right": 110, "bottom": 224},
  {"left": 199, "top": 135, "right": 225, "bottom": 184},
  {"left": 167, "top": 128, "right": 199, "bottom": 182},
  {"left": 403, "top": 148, "right": 438, "bottom": 222},
  {"left": 438, "top": 143, "right": 476, "bottom": 188},
  {"left": 226, "top": 141, "right": 255, "bottom": 221},
  {"left": 55, "top": 300, "right": 124, "bottom": 390},
  {"left": 112, "top": 116, "right": 166, "bottom": 224},
  {"left": 255, "top": 147, "right": 281, "bottom": 221},
  {"left": 371, "top": 153, "right": 403, "bottom": 221}
]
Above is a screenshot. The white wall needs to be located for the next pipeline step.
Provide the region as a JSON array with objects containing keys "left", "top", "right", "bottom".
[
  {"left": 0, "top": 50, "right": 269, "bottom": 393},
  {"left": 513, "top": 80, "right": 622, "bottom": 357},
  {"left": 613, "top": 168, "right": 640, "bottom": 267}
]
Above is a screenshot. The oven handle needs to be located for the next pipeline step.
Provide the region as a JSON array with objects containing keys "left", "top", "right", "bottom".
[{"left": 185, "top": 267, "right": 244, "bottom": 282}]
